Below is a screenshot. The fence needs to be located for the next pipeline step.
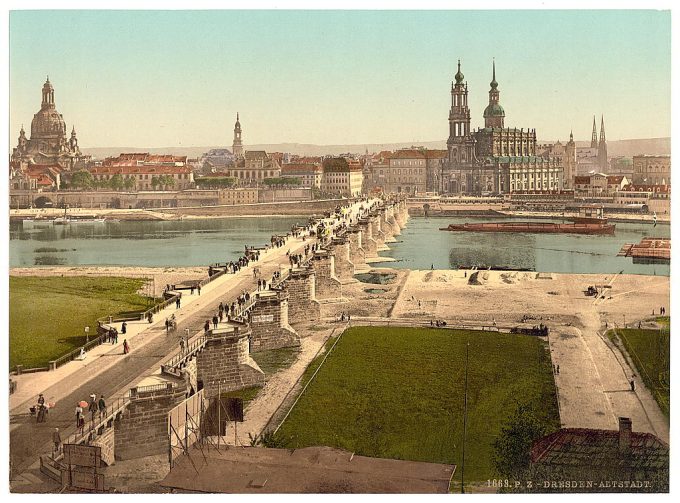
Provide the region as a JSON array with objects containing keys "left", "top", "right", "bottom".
[{"left": 161, "top": 335, "right": 208, "bottom": 378}]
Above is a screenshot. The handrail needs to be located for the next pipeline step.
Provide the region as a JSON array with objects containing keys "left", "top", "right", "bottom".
[{"left": 161, "top": 335, "right": 209, "bottom": 376}]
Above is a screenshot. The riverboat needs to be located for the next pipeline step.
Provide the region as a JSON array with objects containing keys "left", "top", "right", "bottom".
[{"left": 439, "top": 221, "right": 615, "bottom": 235}]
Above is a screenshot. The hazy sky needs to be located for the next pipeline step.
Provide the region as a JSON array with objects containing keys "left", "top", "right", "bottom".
[{"left": 9, "top": 9, "right": 671, "bottom": 148}]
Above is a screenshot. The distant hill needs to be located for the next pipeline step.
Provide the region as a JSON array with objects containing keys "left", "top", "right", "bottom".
[{"left": 81, "top": 137, "right": 670, "bottom": 160}]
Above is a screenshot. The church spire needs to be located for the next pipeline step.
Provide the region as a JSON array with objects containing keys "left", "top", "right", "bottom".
[
  {"left": 483, "top": 59, "right": 504, "bottom": 128},
  {"left": 599, "top": 115, "right": 606, "bottom": 144},
  {"left": 590, "top": 115, "right": 598, "bottom": 148},
  {"left": 232, "top": 113, "right": 244, "bottom": 159}
]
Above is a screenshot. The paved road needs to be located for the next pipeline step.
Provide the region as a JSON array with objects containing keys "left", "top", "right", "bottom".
[{"left": 10, "top": 199, "right": 374, "bottom": 478}]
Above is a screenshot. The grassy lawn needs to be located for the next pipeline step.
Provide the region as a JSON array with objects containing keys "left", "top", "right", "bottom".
[
  {"left": 274, "top": 326, "right": 559, "bottom": 482},
  {"left": 611, "top": 327, "right": 670, "bottom": 418},
  {"left": 9, "top": 276, "right": 155, "bottom": 369}
]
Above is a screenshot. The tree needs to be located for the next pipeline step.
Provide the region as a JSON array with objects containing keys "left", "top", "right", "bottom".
[
  {"left": 69, "top": 170, "right": 94, "bottom": 190},
  {"left": 161, "top": 175, "right": 176, "bottom": 190},
  {"left": 151, "top": 176, "right": 160, "bottom": 190},
  {"left": 493, "top": 402, "right": 551, "bottom": 480},
  {"left": 124, "top": 176, "right": 136, "bottom": 191},
  {"left": 110, "top": 173, "right": 124, "bottom": 191}
]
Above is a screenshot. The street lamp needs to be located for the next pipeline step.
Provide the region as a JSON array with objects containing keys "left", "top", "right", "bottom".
[{"left": 85, "top": 326, "right": 90, "bottom": 343}]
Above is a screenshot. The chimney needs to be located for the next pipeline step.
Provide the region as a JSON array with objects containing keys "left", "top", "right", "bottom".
[{"left": 618, "top": 417, "right": 632, "bottom": 454}]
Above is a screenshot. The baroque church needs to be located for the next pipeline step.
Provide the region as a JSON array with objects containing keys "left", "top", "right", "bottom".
[
  {"left": 442, "top": 61, "right": 564, "bottom": 195},
  {"left": 11, "top": 77, "right": 90, "bottom": 170}
]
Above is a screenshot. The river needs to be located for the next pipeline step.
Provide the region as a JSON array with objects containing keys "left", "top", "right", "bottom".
[
  {"left": 9, "top": 215, "right": 670, "bottom": 275},
  {"left": 380, "top": 216, "right": 669, "bottom": 276}
]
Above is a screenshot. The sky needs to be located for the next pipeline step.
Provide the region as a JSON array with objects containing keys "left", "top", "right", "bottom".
[{"left": 8, "top": 9, "right": 672, "bottom": 148}]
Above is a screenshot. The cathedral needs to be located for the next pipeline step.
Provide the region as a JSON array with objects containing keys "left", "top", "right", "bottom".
[
  {"left": 11, "top": 77, "right": 89, "bottom": 170},
  {"left": 443, "top": 61, "right": 563, "bottom": 195}
]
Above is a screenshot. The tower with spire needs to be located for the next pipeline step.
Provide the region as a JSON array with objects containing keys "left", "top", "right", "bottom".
[
  {"left": 446, "top": 60, "right": 475, "bottom": 167},
  {"left": 483, "top": 60, "right": 505, "bottom": 129},
  {"left": 598, "top": 115, "right": 608, "bottom": 171},
  {"left": 564, "top": 129, "right": 576, "bottom": 189},
  {"left": 232, "top": 113, "right": 244, "bottom": 160},
  {"left": 590, "top": 116, "right": 598, "bottom": 149}
]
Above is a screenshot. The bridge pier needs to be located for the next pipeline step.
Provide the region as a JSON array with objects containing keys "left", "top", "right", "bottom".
[
  {"left": 329, "top": 236, "right": 355, "bottom": 281},
  {"left": 311, "top": 249, "right": 342, "bottom": 299},
  {"left": 114, "top": 383, "right": 186, "bottom": 460},
  {"left": 248, "top": 290, "right": 300, "bottom": 351},
  {"left": 346, "top": 227, "right": 366, "bottom": 266},
  {"left": 284, "top": 267, "right": 321, "bottom": 323},
  {"left": 196, "top": 323, "right": 265, "bottom": 396},
  {"left": 357, "top": 219, "right": 378, "bottom": 257}
]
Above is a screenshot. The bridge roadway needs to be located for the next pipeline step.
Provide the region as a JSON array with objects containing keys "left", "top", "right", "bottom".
[{"left": 9, "top": 199, "right": 373, "bottom": 480}]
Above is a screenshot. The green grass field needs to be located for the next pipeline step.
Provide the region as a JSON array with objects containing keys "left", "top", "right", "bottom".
[
  {"left": 274, "top": 326, "right": 559, "bottom": 482},
  {"left": 9, "top": 276, "right": 156, "bottom": 369},
  {"left": 612, "top": 327, "right": 670, "bottom": 418}
]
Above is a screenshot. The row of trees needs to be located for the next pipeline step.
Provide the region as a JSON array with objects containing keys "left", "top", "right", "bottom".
[{"left": 67, "top": 170, "right": 176, "bottom": 191}]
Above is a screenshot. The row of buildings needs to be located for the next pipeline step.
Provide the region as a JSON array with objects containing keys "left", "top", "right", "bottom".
[{"left": 9, "top": 76, "right": 670, "bottom": 202}]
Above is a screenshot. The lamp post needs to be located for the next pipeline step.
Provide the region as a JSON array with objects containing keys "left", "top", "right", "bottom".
[
  {"left": 461, "top": 339, "right": 469, "bottom": 494},
  {"left": 84, "top": 326, "right": 90, "bottom": 343}
]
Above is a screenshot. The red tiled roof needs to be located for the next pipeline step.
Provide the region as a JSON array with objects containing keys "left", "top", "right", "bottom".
[
  {"left": 531, "top": 428, "right": 668, "bottom": 470},
  {"left": 574, "top": 176, "right": 591, "bottom": 185},
  {"left": 391, "top": 149, "right": 426, "bottom": 159},
  {"left": 424, "top": 150, "right": 448, "bottom": 159},
  {"left": 621, "top": 184, "right": 669, "bottom": 193},
  {"left": 281, "top": 163, "right": 322, "bottom": 174},
  {"left": 606, "top": 175, "right": 626, "bottom": 184}
]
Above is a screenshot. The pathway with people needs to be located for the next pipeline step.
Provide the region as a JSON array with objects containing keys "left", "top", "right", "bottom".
[{"left": 9, "top": 199, "right": 376, "bottom": 483}]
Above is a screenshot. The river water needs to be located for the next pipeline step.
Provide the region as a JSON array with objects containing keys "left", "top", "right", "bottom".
[
  {"left": 9, "top": 216, "right": 670, "bottom": 276},
  {"left": 381, "top": 216, "right": 670, "bottom": 276},
  {"left": 9, "top": 217, "right": 305, "bottom": 267}
]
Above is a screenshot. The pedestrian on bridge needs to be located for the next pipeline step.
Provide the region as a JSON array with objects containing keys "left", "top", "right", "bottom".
[
  {"left": 212, "top": 315, "right": 219, "bottom": 329},
  {"left": 98, "top": 395, "right": 106, "bottom": 420},
  {"left": 176, "top": 297, "right": 181, "bottom": 309},
  {"left": 75, "top": 403, "right": 83, "bottom": 428},
  {"left": 121, "top": 322, "right": 127, "bottom": 335},
  {"left": 180, "top": 338, "right": 185, "bottom": 354},
  {"left": 204, "top": 320, "right": 210, "bottom": 334},
  {"left": 52, "top": 428, "right": 61, "bottom": 459},
  {"left": 123, "top": 339, "right": 130, "bottom": 354}
]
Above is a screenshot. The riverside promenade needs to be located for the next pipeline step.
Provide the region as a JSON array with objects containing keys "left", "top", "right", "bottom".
[{"left": 9, "top": 198, "right": 376, "bottom": 484}]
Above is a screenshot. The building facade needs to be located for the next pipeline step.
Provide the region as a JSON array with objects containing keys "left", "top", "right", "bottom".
[
  {"left": 228, "top": 151, "right": 281, "bottom": 182},
  {"left": 280, "top": 163, "right": 323, "bottom": 188},
  {"left": 442, "top": 61, "right": 563, "bottom": 195},
  {"left": 91, "top": 153, "right": 194, "bottom": 190},
  {"left": 632, "top": 155, "right": 670, "bottom": 186},
  {"left": 321, "top": 158, "right": 363, "bottom": 197},
  {"left": 11, "top": 78, "right": 90, "bottom": 170}
]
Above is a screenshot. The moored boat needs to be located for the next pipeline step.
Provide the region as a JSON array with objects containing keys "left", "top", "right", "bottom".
[{"left": 439, "top": 221, "right": 615, "bottom": 235}]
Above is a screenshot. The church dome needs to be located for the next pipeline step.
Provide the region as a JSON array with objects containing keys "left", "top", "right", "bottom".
[
  {"left": 31, "top": 107, "right": 66, "bottom": 138},
  {"left": 483, "top": 103, "right": 505, "bottom": 118},
  {"left": 31, "top": 77, "right": 66, "bottom": 139}
]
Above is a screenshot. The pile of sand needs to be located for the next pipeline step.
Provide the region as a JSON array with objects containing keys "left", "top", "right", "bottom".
[{"left": 468, "top": 271, "right": 489, "bottom": 285}]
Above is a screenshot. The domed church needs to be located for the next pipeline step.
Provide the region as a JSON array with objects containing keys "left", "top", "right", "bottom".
[{"left": 11, "top": 77, "right": 90, "bottom": 170}]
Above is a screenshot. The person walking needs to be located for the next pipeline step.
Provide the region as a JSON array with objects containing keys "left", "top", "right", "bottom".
[
  {"left": 212, "top": 315, "right": 219, "bottom": 329},
  {"left": 197, "top": 284, "right": 201, "bottom": 296},
  {"left": 75, "top": 403, "right": 83, "bottom": 428},
  {"left": 52, "top": 428, "right": 61, "bottom": 459},
  {"left": 180, "top": 337, "right": 185, "bottom": 354},
  {"left": 98, "top": 395, "right": 106, "bottom": 420},
  {"left": 176, "top": 297, "right": 181, "bottom": 309},
  {"left": 88, "top": 394, "right": 97, "bottom": 422},
  {"left": 165, "top": 318, "right": 170, "bottom": 333},
  {"left": 204, "top": 320, "right": 210, "bottom": 334},
  {"left": 123, "top": 339, "right": 130, "bottom": 354},
  {"left": 121, "top": 321, "right": 127, "bottom": 335}
]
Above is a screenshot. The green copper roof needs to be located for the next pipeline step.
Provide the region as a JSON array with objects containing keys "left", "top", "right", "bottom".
[
  {"left": 455, "top": 60, "right": 464, "bottom": 84},
  {"left": 483, "top": 103, "right": 505, "bottom": 117}
]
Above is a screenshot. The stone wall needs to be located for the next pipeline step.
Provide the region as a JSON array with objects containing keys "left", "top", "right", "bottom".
[
  {"left": 183, "top": 358, "right": 198, "bottom": 395},
  {"left": 311, "top": 252, "right": 342, "bottom": 299},
  {"left": 196, "top": 329, "right": 265, "bottom": 397},
  {"left": 248, "top": 292, "right": 300, "bottom": 351},
  {"left": 114, "top": 385, "right": 186, "bottom": 461},
  {"left": 90, "top": 425, "right": 115, "bottom": 466},
  {"left": 284, "top": 268, "right": 321, "bottom": 323}
]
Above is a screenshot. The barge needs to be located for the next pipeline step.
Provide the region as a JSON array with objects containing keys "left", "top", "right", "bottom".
[
  {"left": 439, "top": 221, "right": 616, "bottom": 235},
  {"left": 618, "top": 237, "right": 670, "bottom": 263}
]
